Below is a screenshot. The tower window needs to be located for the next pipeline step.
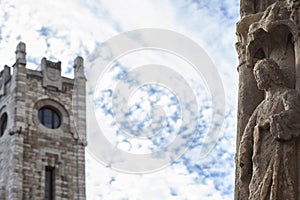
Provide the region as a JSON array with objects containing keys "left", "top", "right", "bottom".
[
  {"left": 45, "top": 166, "right": 55, "bottom": 200},
  {"left": 38, "top": 106, "right": 61, "bottom": 129},
  {"left": 0, "top": 113, "right": 7, "bottom": 137}
]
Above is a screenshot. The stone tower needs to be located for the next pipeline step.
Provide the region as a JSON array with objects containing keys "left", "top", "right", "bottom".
[
  {"left": 0, "top": 42, "right": 87, "bottom": 199},
  {"left": 236, "top": 0, "right": 300, "bottom": 199}
]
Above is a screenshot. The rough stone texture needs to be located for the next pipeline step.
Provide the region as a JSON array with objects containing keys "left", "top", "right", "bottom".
[
  {"left": 41, "top": 58, "right": 63, "bottom": 91},
  {"left": 238, "top": 59, "right": 300, "bottom": 199},
  {"left": 0, "top": 42, "right": 87, "bottom": 199},
  {"left": 236, "top": 0, "right": 300, "bottom": 199}
]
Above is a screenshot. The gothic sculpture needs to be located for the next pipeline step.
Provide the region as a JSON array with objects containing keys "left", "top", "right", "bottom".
[{"left": 238, "top": 58, "right": 300, "bottom": 199}]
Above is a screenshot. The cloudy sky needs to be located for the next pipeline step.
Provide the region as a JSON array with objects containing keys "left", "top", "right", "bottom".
[{"left": 0, "top": 0, "right": 240, "bottom": 199}]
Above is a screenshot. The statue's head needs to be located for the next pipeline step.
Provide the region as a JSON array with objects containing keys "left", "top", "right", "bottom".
[{"left": 253, "top": 58, "right": 284, "bottom": 90}]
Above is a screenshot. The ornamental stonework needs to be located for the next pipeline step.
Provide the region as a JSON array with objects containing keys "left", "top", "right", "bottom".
[
  {"left": 0, "top": 42, "right": 87, "bottom": 199},
  {"left": 236, "top": 0, "right": 300, "bottom": 199}
]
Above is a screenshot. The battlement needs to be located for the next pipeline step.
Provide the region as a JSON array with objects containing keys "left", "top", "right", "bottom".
[
  {"left": 0, "top": 42, "right": 86, "bottom": 96},
  {"left": 0, "top": 66, "right": 11, "bottom": 96},
  {"left": 0, "top": 41, "right": 87, "bottom": 199}
]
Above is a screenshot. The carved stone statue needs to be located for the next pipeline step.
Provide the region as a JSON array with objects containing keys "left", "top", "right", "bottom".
[{"left": 238, "top": 58, "right": 300, "bottom": 199}]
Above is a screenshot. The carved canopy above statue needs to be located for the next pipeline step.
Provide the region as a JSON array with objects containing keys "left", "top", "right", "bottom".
[{"left": 235, "top": 0, "right": 300, "bottom": 199}]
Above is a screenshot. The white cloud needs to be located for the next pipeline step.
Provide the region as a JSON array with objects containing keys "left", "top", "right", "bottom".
[{"left": 0, "top": 0, "right": 239, "bottom": 199}]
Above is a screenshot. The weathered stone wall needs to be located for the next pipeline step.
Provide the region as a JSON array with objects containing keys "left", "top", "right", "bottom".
[
  {"left": 0, "top": 80, "right": 20, "bottom": 199},
  {"left": 0, "top": 42, "right": 87, "bottom": 200},
  {"left": 236, "top": 0, "right": 300, "bottom": 199}
]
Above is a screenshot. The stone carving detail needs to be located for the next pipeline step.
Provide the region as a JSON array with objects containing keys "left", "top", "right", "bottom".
[
  {"left": 235, "top": 1, "right": 300, "bottom": 199},
  {"left": 240, "top": 0, "right": 278, "bottom": 17},
  {"left": 41, "top": 57, "right": 62, "bottom": 90},
  {"left": 238, "top": 58, "right": 300, "bottom": 199},
  {"left": 0, "top": 42, "right": 87, "bottom": 199},
  {"left": 47, "top": 66, "right": 60, "bottom": 81}
]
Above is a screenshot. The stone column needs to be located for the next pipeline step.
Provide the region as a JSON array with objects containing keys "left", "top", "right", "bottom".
[
  {"left": 9, "top": 42, "right": 27, "bottom": 199},
  {"left": 73, "top": 56, "right": 87, "bottom": 200}
]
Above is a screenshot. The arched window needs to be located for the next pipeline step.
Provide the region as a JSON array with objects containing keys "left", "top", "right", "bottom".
[
  {"left": 0, "top": 113, "right": 7, "bottom": 137},
  {"left": 38, "top": 106, "right": 61, "bottom": 129}
]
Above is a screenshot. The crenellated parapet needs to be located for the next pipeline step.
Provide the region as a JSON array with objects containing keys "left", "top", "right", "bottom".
[
  {"left": 0, "top": 42, "right": 87, "bottom": 199},
  {"left": 41, "top": 58, "right": 63, "bottom": 90},
  {"left": 0, "top": 42, "right": 86, "bottom": 96},
  {"left": 74, "top": 56, "right": 86, "bottom": 80},
  {"left": 0, "top": 66, "right": 11, "bottom": 97},
  {"left": 15, "top": 42, "right": 26, "bottom": 65}
]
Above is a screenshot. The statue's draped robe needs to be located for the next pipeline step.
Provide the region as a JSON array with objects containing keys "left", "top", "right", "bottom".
[{"left": 239, "top": 88, "right": 300, "bottom": 200}]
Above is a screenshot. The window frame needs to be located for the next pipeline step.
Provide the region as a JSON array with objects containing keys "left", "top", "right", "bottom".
[
  {"left": 38, "top": 106, "right": 61, "bottom": 129},
  {"left": 45, "top": 166, "right": 55, "bottom": 200}
]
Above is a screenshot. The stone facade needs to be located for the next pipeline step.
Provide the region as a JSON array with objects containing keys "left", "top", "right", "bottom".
[
  {"left": 0, "top": 42, "right": 87, "bottom": 199},
  {"left": 236, "top": 0, "right": 300, "bottom": 199}
]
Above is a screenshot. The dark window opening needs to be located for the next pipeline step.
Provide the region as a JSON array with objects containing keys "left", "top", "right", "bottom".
[
  {"left": 0, "top": 113, "right": 7, "bottom": 137},
  {"left": 45, "top": 166, "right": 55, "bottom": 200},
  {"left": 38, "top": 106, "right": 61, "bottom": 129}
]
